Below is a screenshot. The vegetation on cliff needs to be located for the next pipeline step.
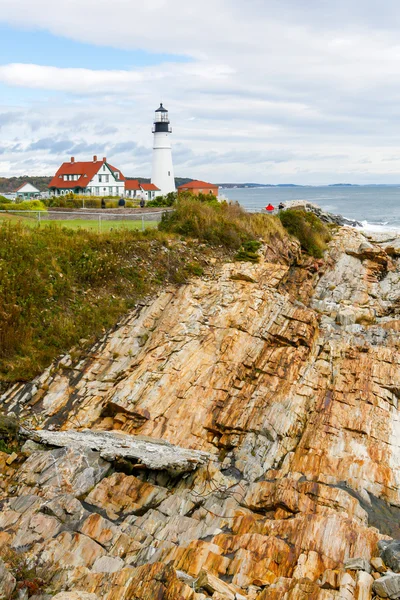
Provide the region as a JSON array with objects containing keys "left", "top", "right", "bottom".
[
  {"left": 0, "top": 223, "right": 213, "bottom": 384},
  {"left": 159, "top": 197, "right": 285, "bottom": 248},
  {"left": 0, "top": 201, "right": 327, "bottom": 385},
  {"left": 279, "top": 208, "right": 332, "bottom": 257}
]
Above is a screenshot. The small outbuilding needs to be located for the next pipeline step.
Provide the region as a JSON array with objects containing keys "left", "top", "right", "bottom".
[
  {"left": 15, "top": 182, "right": 40, "bottom": 199},
  {"left": 178, "top": 180, "right": 219, "bottom": 197}
]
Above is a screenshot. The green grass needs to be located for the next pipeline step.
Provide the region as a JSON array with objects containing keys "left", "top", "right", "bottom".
[
  {"left": 0, "top": 222, "right": 206, "bottom": 383},
  {"left": 0, "top": 213, "right": 157, "bottom": 231}
]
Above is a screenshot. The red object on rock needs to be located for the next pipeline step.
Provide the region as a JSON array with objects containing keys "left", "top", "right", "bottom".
[{"left": 266, "top": 204, "right": 275, "bottom": 212}]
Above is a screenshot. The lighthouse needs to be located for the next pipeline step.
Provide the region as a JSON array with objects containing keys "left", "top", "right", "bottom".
[{"left": 151, "top": 103, "right": 175, "bottom": 196}]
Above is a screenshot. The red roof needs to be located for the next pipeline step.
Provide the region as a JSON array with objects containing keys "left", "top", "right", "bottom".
[
  {"left": 178, "top": 180, "right": 218, "bottom": 190},
  {"left": 48, "top": 160, "right": 125, "bottom": 189},
  {"left": 141, "top": 183, "right": 160, "bottom": 191},
  {"left": 125, "top": 179, "right": 141, "bottom": 191}
]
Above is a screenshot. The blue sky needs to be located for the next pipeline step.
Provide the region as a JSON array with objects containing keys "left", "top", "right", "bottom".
[
  {"left": 2, "top": 1, "right": 400, "bottom": 183},
  {"left": 0, "top": 25, "right": 188, "bottom": 70}
]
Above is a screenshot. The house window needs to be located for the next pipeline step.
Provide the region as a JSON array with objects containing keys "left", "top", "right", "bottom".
[
  {"left": 98, "top": 175, "right": 102, "bottom": 183},
  {"left": 109, "top": 187, "right": 113, "bottom": 195},
  {"left": 114, "top": 172, "right": 119, "bottom": 179},
  {"left": 95, "top": 187, "right": 99, "bottom": 195},
  {"left": 103, "top": 165, "right": 106, "bottom": 171},
  {"left": 105, "top": 175, "right": 109, "bottom": 183}
]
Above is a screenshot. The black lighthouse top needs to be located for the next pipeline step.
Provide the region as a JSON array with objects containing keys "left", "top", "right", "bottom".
[{"left": 153, "top": 103, "right": 172, "bottom": 133}]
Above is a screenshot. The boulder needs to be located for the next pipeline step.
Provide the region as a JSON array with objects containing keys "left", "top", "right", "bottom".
[
  {"left": 344, "top": 557, "right": 371, "bottom": 573},
  {"left": 373, "top": 573, "right": 400, "bottom": 599},
  {"left": 372, "top": 557, "right": 387, "bottom": 573},
  {"left": 380, "top": 541, "right": 400, "bottom": 573}
]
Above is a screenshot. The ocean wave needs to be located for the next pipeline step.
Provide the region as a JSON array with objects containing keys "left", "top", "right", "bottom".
[{"left": 356, "top": 220, "right": 400, "bottom": 234}]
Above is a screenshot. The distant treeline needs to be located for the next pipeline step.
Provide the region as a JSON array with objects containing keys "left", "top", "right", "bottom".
[
  {"left": 0, "top": 176, "right": 194, "bottom": 194},
  {"left": 0, "top": 176, "right": 52, "bottom": 193}
]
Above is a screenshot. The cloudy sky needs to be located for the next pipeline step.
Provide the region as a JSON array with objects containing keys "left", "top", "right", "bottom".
[{"left": 2, "top": 0, "right": 400, "bottom": 183}]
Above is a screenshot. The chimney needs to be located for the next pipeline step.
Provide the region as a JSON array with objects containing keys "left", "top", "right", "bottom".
[
  {"left": 103, "top": 156, "right": 107, "bottom": 163},
  {"left": 93, "top": 155, "right": 97, "bottom": 162},
  {"left": 71, "top": 156, "right": 75, "bottom": 163}
]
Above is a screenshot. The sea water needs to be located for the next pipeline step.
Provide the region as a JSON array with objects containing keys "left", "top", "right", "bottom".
[{"left": 222, "top": 186, "right": 400, "bottom": 232}]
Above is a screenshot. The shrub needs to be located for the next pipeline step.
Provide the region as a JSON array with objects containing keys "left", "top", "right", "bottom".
[
  {"left": 0, "top": 196, "right": 9, "bottom": 204},
  {"left": 279, "top": 209, "right": 331, "bottom": 258},
  {"left": 147, "top": 192, "right": 177, "bottom": 207},
  {"left": 159, "top": 198, "right": 284, "bottom": 250},
  {"left": 2, "top": 200, "right": 46, "bottom": 211},
  {"left": 235, "top": 240, "right": 262, "bottom": 262}
]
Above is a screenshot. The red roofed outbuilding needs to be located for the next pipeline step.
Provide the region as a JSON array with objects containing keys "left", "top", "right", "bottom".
[{"left": 177, "top": 180, "right": 219, "bottom": 197}]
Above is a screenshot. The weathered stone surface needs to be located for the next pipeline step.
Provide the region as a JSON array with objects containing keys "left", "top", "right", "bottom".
[
  {"left": 344, "top": 558, "right": 371, "bottom": 573},
  {"left": 371, "top": 557, "right": 387, "bottom": 573},
  {"left": 0, "top": 558, "right": 16, "bottom": 600},
  {"left": 1, "top": 226, "right": 400, "bottom": 599},
  {"left": 23, "top": 429, "right": 210, "bottom": 474},
  {"left": 196, "top": 569, "right": 242, "bottom": 599},
  {"left": 15, "top": 446, "right": 111, "bottom": 498},
  {"left": 92, "top": 556, "right": 124, "bottom": 573},
  {"left": 85, "top": 472, "right": 169, "bottom": 520},
  {"left": 52, "top": 593, "right": 99, "bottom": 600},
  {"left": 373, "top": 573, "right": 400, "bottom": 599},
  {"left": 380, "top": 541, "right": 400, "bottom": 573}
]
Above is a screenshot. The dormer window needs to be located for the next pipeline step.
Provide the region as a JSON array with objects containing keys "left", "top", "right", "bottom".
[{"left": 114, "top": 171, "right": 119, "bottom": 179}]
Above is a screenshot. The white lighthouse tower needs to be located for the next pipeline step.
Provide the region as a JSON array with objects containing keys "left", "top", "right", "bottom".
[{"left": 151, "top": 103, "right": 175, "bottom": 196}]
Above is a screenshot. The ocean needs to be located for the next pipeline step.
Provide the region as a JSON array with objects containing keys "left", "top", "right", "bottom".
[{"left": 222, "top": 186, "right": 400, "bottom": 232}]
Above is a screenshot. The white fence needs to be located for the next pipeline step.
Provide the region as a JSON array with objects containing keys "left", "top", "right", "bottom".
[{"left": 0, "top": 210, "right": 167, "bottom": 232}]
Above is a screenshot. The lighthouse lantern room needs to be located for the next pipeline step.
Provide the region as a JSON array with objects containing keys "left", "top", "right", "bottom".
[{"left": 151, "top": 103, "right": 175, "bottom": 196}]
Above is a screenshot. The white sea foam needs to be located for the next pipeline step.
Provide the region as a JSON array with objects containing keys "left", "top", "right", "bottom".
[{"left": 356, "top": 221, "right": 400, "bottom": 234}]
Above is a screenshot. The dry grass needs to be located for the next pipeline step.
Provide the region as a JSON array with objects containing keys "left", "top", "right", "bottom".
[{"left": 159, "top": 198, "right": 285, "bottom": 248}]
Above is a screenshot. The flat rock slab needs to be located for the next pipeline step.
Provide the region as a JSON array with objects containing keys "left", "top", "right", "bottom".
[
  {"left": 23, "top": 429, "right": 210, "bottom": 474},
  {"left": 373, "top": 573, "right": 400, "bottom": 599}
]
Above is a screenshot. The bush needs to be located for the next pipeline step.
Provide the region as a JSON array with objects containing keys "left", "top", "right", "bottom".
[
  {"left": 2, "top": 200, "right": 46, "bottom": 211},
  {"left": 159, "top": 198, "right": 285, "bottom": 250},
  {"left": 235, "top": 240, "right": 262, "bottom": 262},
  {"left": 0, "top": 196, "right": 9, "bottom": 204},
  {"left": 279, "top": 209, "right": 331, "bottom": 258},
  {"left": 44, "top": 195, "right": 138, "bottom": 209},
  {"left": 147, "top": 192, "right": 177, "bottom": 207}
]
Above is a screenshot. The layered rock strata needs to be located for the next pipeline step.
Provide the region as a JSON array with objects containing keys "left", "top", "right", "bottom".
[{"left": 1, "top": 226, "right": 400, "bottom": 599}]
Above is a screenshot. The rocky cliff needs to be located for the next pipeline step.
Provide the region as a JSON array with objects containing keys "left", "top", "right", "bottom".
[{"left": 1, "top": 225, "right": 400, "bottom": 600}]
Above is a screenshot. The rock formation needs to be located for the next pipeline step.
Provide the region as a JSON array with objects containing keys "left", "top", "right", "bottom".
[{"left": 1, "top": 224, "right": 400, "bottom": 599}]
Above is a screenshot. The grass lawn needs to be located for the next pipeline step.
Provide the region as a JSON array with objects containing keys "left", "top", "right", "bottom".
[{"left": 0, "top": 213, "right": 158, "bottom": 231}]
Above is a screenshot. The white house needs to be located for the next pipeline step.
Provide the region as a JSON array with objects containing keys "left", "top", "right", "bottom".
[
  {"left": 16, "top": 182, "right": 40, "bottom": 199},
  {"left": 49, "top": 156, "right": 160, "bottom": 200}
]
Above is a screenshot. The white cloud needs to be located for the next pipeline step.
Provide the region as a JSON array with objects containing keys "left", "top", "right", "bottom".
[{"left": 2, "top": 1, "right": 400, "bottom": 181}]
